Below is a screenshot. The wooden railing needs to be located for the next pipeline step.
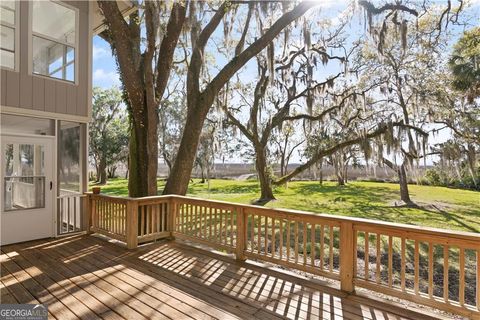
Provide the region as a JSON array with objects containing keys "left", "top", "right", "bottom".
[
  {"left": 58, "top": 190, "right": 85, "bottom": 235},
  {"left": 87, "top": 194, "right": 171, "bottom": 248},
  {"left": 89, "top": 194, "right": 129, "bottom": 242},
  {"left": 352, "top": 220, "right": 480, "bottom": 317},
  {"left": 86, "top": 193, "right": 480, "bottom": 318},
  {"left": 136, "top": 197, "right": 171, "bottom": 244}
]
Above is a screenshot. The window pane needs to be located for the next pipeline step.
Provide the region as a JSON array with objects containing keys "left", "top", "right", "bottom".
[
  {"left": 19, "top": 144, "right": 34, "bottom": 176},
  {"left": 47, "top": 44, "right": 64, "bottom": 73},
  {"left": 0, "top": 49, "right": 14, "bottom": 69},
  {"left": 59, "top": 122, "right": 80, "bottom": 193},
  {"left": 0, "top": 25, "right": 14, "bottom": 51},
  {"left": 66, "top": 46, "right": 74, "bottom": 63},
  {"left": 4, "top": 144, "right": 13, "bottom": 176},
  {"left": 50, "top": 69, "right": 62, "bottom": 79},
  {"left": 4, "top": 176, "right": 45, "bottom": 211},
  {"left": 66, "top": 63, "right": 74, "bottom": 82},
  {"left": 33, "top": 36, "right": 74, "bottom": 81},
  {"left": 32, "top": 1, "right": 75, "bottom": 45},
  {"left": 4, "top": 143, "right": 46, "bottom": 212},
  {"left": 0, "top": 1, "right": 15, "bottom": 25}
]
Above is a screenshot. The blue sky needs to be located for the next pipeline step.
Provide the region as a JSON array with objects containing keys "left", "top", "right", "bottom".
[{"left": 92, "top": 38, "right": 121, "bottom": 88}]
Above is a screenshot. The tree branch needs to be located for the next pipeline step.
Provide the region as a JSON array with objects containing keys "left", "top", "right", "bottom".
[
  {"left": 205, "top": 1, "right": 319, "bottom": 104},
  {"left": 155, "top": 2, "right": 187, "bottom": 103},
  {"left": 273, "top": 121, "right": 424, "bottom": 185},
  {"left": 359, "top": 1, "right": 419, "bottom": 17}
]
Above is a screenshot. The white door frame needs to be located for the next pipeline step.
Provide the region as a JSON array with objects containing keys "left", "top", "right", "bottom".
[{"left": 0, "top": 133, "right": 56, "bottom": 244}]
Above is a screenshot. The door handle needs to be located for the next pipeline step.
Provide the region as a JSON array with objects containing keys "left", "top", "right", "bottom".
[{"left": 50, "top": 181, "right": 53, "bottom": 190}]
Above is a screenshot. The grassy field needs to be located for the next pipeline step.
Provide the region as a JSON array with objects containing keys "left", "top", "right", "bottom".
[{"left": 90, "top": 178, "right": 480, "bottom": 233}]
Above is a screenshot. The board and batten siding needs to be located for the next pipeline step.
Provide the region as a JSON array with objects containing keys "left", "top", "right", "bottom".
[{"left": 1, "top": 1, "right": 90, "bottom": 119}]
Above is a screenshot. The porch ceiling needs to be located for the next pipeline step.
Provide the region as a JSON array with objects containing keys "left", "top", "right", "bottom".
[{"left": 91, "top": 1, "right": 137, "bottom": 35}]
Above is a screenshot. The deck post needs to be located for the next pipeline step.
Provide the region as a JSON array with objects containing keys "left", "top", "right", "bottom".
[
  {"left": 84, "top": 193, "right": 93, "bottom": 234},
  {"left": 169, "top": 197, "right": 177, "bottom": 240},
  {"left": 235, "top": 207, "right": 247, "bottom": 261},
  {"left": 126, "top": 199, "right": 139, "bottom": 249},
  {"left": 90, "top": 194, "right": 97, "bottom": 232},
  {"left": 340, "top": 221, "right": 355, "bottom": 293}
]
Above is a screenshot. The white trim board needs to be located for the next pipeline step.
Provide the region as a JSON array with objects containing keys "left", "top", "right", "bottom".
[{"left": 1, "top": 105, "right": 90, "bottom": 123}]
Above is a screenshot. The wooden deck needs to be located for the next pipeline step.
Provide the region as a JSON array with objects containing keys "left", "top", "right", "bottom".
[{"left": 1, "top": 235, "right": 444, "bottom": 320}]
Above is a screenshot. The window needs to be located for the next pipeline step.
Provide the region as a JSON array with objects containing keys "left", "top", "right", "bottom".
[
  {"left": 32, "top": 1, "right": 76, "bottom": 82},
  {"left": 3, "top": 143, "right": 46, "bottom": 211},
  {"left": 0, "top": 1, "right": 17, "bottom": 69}
]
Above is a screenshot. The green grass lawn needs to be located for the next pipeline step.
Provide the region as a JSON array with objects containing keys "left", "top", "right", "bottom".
[{"left": 90, "top": 178, "right": 480, "bottom": 233}]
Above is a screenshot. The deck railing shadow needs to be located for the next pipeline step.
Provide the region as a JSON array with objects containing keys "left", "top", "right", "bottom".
[{"left": 85, "top": 193, "right": 480, "bottom": 319}]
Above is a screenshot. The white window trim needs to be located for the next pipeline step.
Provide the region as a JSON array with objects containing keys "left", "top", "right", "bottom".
[
  {"left": 28, "top": 0, "right": 79, "bottom": 85},
  {"left": 0, "top": 1, "right": 20, "bottom": 72}
]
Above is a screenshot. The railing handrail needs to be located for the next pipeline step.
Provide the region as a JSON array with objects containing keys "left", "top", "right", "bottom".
[
  {"left": 174, "top": 195, "right": 480, "bottom": 242},
  {"left": 87, "top": 192, "right": 480, "bottom": 242}
]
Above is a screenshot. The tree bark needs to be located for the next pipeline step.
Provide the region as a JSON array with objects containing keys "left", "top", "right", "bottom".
[
  {"left": 337, "top": 175, "right": 345, "bottom": 186},
  {"left": 255, "top": 146, "right": 275, "bottom": 201},
  {"left": 200, "top": 164, "right": 206, "bottom": 183},
  {"left": 127, "top": 116, "right": 150, "bottom": 196},
  {"left": 107, "top": 166, "right": 116, "bottom": 179},
  {"left": 384, "top": 158, "right": 413, "bottom": 205},
  {"left": 344, "top": 165, "right": 348, "bottom": 184},
  {"left": 163, "top": 102, "right": 208, "bottom": 194},
  {"left": 99, "top": 157, "right": 107, "bottom": 185},
  {"left": 398, "top": 163, "right": 412, "bottom": 204}
]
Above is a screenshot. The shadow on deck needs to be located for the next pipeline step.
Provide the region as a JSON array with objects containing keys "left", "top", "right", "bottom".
[{"left": 1, "top": 235, "right": 443, "bottom": 320}]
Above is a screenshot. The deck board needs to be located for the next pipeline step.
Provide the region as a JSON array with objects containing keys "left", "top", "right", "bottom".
[{"left": 0, "top": 235, "right": 440, "bottom": 320}]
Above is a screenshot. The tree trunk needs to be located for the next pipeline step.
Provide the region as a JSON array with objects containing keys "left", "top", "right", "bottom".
[
  {"left": 398, "top": 163, "right": 412, "bottom": 204},
  {"left": 127, "top": 109, "right": 158, "bottom": 197},
  {"left": 107, "top": 166, "right": 116, "bottom": 179},
  {"left": 163, "top": 152, "right": 172, "bottom": 175},
  {"left": 255, "top": 146, "right": 275, "bottom": 201},
  {"left": 95, "top": 165, "right": 101, "bottom": 183},
  {"left": 334, "top": 158, "right": 345, "bottom": 186},
  {"left": 466, "top": 144, "right": 477, "bottom": 187},
  {"left": 99, "top": 157, "right": 107, "bottom": 185},
  {"left": 384, "top": 157, "right": 413, "bottom": 205},
  {"left": 163, "top": 104, "right": 207, "bottom": 195},
  {"left": 337, "top": 175, "right": 345, "bottom": 186},
  {"left": 280, "top": 154, "right": 285, "bottom": 177},
  {"left": 200, "top": 165, "right": 206, "bottom": 183}
]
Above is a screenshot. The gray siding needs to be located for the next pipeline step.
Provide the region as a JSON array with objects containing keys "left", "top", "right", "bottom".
[{"left": 1, "top": 0, "right": 90, "bottom": 118}]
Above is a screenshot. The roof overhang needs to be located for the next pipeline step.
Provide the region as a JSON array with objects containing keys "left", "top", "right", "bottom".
[{"left": 91, "top": 1, "right": 137, "bottom": 35}]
